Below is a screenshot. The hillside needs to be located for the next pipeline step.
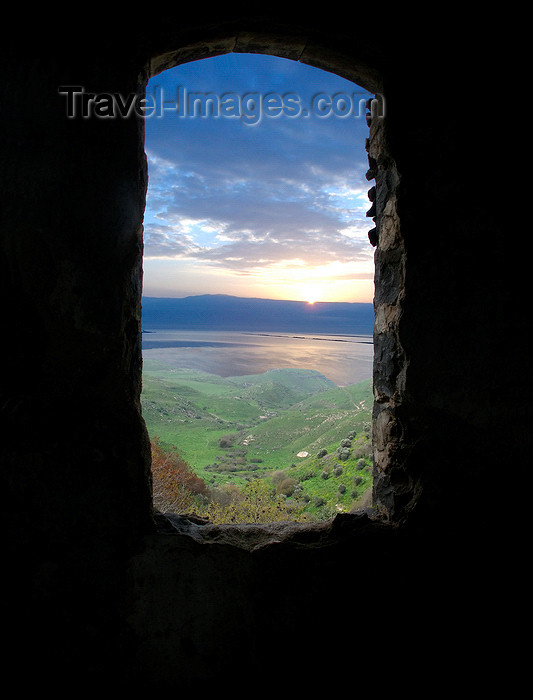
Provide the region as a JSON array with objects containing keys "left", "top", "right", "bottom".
[
  {"left": 141, "top": 363, "right": 373, "bottom": 519},
  {"left": 141, "top": 294, "right": 375, "bottom": 335},
  {"left": 229, "top": 379, "right": 372, "bottom": 469}
]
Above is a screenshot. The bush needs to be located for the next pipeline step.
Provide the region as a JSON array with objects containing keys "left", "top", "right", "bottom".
[
  {"left": 208, "top": 483, "right": 242, "bottom": 506},
  {"left": 150, "top": 438, "right": 208, "bottom": 514},
  {"left": 218, "top": 434, "right": 236, "bottom": 448},
  {"left": 352, "top": 439, "right": 372, "bottom": 459},
  {"left": 292, "top": 484, "right": 304, "bottom": 499},
  {"left": 276, "top": 477, "right": 298, "bottom": 497},
  {"left": 337, "top": 447, "right": 350, "bottom": 461},
  {"left": 205, "top": 479, "right": 307, "bottom": 524}
]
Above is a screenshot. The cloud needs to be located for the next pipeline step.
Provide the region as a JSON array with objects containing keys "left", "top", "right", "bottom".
[
  {"left": 142, "top": 221, "right": 204, "bottom": 258},
  {"left": 142, "top": 54, "right": 375, "bottom": 290},
  {"left": 144, "top": 149, "right": 372, "bottom": 268}
]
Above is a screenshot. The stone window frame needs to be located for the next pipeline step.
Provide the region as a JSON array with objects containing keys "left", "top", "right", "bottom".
[{"left": 142, "top": 34, "right": 408, "bottom": 535}]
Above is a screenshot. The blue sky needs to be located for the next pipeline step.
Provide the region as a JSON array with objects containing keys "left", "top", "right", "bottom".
[{"left": 142, "top": 53, "right": 375, "bottom": 303}]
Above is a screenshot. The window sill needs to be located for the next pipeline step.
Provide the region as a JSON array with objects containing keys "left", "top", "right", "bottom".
[{"left": 152, "top": 508, "right": 391, "bottom": 552}]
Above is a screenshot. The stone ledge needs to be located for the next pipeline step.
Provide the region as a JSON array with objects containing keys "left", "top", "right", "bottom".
[{"left": 152, "top": 508, "right": 391, "bottom": 552}]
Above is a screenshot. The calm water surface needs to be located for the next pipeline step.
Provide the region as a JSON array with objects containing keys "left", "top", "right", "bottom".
[{"left": 142, "top": 330, "right": 373, "bottom": 386}]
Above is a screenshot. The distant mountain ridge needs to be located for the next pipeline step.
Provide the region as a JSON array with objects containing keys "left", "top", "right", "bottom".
[{"left": 141, "top": 294, "right": 374, "bottom": 336}]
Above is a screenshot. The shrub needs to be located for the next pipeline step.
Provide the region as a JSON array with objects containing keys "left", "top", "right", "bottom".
[
  {"left": 292, "top": 484, "right": 304, "bottom": 500},
  {"left": 337, "top": 447, "right": 350, "bottom": 461},
  {"left": 270, "top": 470, "right": 287, "bottom": 485},
  {"left": 276, "top": 477, "right": 298, "bottom": 497},
  {"left": 352, "top": 440, "right": 372, "bottom": 459},
  {"left": 218, "top": 434, "right": 236, "bottom": 448},
  {"left": 208, "top": 483, "right": 242, "bottom": 506},
  {"left": 300, "top": 470, "right": 315, "bottom": 481},
  {"left": 205, "top": 479, "right": 306, "bottom": 524},
  {"left": 150, "top": 438, "right": 208, "bottom": 514}
]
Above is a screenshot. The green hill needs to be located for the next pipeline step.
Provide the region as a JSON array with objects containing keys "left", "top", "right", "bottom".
[
  {"left": 141, "top": 365, "right": 373, "bottom": 519},
  {"left": 230, "top": 380, "right": 372, "bottom": 469},
  {"left": 228, "top": 367, "right": 337, "bottom": 395}
]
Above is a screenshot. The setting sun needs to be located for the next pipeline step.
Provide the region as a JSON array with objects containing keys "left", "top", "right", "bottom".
[{"left": 300, "top": 284, "right": 323, "bottom": 305}]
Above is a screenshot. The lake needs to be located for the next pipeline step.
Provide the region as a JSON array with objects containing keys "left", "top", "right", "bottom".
[{"left": 142, "top": 329, "right": 373, "bottom": 386}]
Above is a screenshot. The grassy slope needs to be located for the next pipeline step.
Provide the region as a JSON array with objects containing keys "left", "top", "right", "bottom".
[
  {"left": 235, "top": 379, "right": 372, "bottom": 468},
  {"left": 141, "top": 362, "right": 373, "bottom": 517}
]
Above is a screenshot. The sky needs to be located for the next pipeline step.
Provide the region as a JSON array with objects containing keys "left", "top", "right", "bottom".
[{"left": 142, "top": 53, "right": 375, "bottom": 304}]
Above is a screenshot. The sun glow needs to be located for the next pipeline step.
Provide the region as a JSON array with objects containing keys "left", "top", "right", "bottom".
[{"left": 300, "top": 284, "right": 323, "bottom": 305}]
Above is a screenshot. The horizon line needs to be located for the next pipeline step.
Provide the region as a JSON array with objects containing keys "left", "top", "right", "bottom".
[{"left": 141, "top": 293, "right": 374, "bottom": 305}]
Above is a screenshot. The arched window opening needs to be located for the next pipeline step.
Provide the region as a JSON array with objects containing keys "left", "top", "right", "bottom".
[{"left": 140, "top": 52, "right": 380, "bottom": 524}]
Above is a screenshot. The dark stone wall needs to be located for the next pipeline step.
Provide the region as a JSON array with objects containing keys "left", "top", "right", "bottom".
[{"left": 1, "top": 10, "right": 524, "bottom": 692}]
